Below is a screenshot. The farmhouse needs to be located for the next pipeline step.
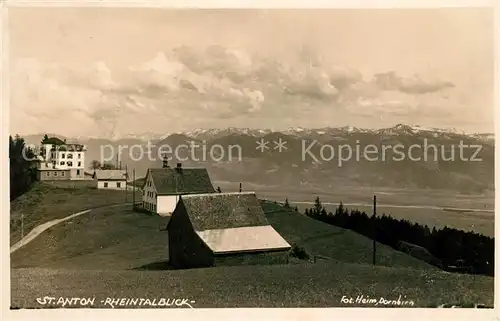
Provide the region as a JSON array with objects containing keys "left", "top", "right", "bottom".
[
  {"left": 142, "top": 160, "right": 215, "bottom": 216},
  {"left": 93, "top": 169, "right": 127, "bottom": 190},
  {"left": 167, "top": 192, "right": 291, "bottom": 269}
]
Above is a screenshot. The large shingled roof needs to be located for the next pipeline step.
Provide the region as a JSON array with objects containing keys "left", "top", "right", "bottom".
[
  {"left": 149, "top": 167, "right": 215, "bottom": 195},
  {"left": 179, "top": 192, "right": 269, "bottom": 231}
]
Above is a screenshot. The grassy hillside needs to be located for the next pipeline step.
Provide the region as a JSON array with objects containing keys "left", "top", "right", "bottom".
[
  {"left": 10, "top": 199, "right": 493, "bottom": 308},
  {"left": 11, "top": 262, "right": 493, "bottom": 308},
  {"left": 10, "top": 182, "right": 130, "bottom": 246},
  {"left": 11, "top": 200, "right": 434, "bottom": 271},
  {"left": 11, "top": 207, "right": 168, "bottom": 270},
  {"left": 261, "top": 201, "right": 435, "bottom": 269}
]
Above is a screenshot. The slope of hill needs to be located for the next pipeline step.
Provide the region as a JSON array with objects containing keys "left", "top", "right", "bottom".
[
  {"left": 261, "top": 201, "right": 435, "bottom": 269},
  {"left": 10, "top": 201, "right": 493, "bottom": 308},
  {"left": 9, "top": 182, "right": 130, "bottom": 246},
  {"left": 11, "top": 200, "right": 433, "bottom": 270}
]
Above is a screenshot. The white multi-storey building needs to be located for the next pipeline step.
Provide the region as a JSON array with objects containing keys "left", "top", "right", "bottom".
[{"left": 36, "top": 137, "right": 87, "bottom": 181}]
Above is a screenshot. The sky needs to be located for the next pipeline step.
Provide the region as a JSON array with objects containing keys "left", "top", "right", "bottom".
[{"left": 8, "top": 8, "right": 494, "bottom": 138}]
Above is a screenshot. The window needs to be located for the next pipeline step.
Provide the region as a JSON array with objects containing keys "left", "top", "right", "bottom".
[
  {"left": 153, "top": 204, "right": 156, "bottom": 212},
  {"left": 46, "top": 172, "right": 51, "bottom": 176},
  {"left": 78, "top": 153, "right": 81, "bottom": 159},
  {"left": 77, "top": 162, "right": 81, "bottom": 167},
  {"left": 61, "top": 172, "right": 65, "bottom": 177},
  {"left": 67, "top": 161, "right": 73, "bottom": 167},
  {"left": 61, "top": 154, "right": 65, "bottom": 159},
  {"left": 60, "top": 161, "right": 65, "bottom": 165},
  {"left": 76, "top": 169, "right": 80, "bottom": 175},
  {"left": 67, "top": 154, "right": 73, "bottom": 159},
  {"left": 117, "top": 182, "right": 121, "bottom": 188},
  {"left": 54, "top": 172, "right": 58, "bottom": 177},
  {"left": 104, "top": 182, "right": 108, "bottom": 188}
]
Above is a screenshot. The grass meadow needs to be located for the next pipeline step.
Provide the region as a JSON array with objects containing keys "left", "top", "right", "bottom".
[{"left": 10, "top": 198, "right": 494, "bottom": 308}]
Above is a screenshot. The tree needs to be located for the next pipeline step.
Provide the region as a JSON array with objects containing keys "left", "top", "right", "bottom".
[
  {"left": 10, "top": 135, "right": 36, "bottom": 200},
  {"left": 314, "top": 196, "right": 323, "bottom": 215},
  {"left": 217, "top": 186, "right": 222, "bottom": 193},
  {"left": 89, "top": 160, "right": 102, "bottom": 170},
  {"left": 284, "top": 198, "right": 290, "bottom": 208},
  {"left": 101, "top": 162, "right": 117, "bottom": 170},
  {"left": 42, "top": 134, "right": 49, "bottom": 144},
  {"left": 337, "top": 201, "right": 344, "bottom": 215},
  {"left": 304, "top": 208, "right": 309, "bottom": 216}
]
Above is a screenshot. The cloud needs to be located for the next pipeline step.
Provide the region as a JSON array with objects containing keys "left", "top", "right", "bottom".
[
  {"left": 10, "top": 46, "right": 461, "bottom": 137},
  {"left": 10, "top": 58, "right": 141, "bottom": 137},
  {"left": 374, "top": 71, "right": 455, "bottom": 94}
]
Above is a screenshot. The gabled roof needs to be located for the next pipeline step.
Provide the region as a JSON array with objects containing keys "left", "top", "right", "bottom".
[
  {"left": 148, "top": 167, "right": 215, "bottom": 195},
  {"left": 195, "top": 225, "right": 291, "bottom": 254},
  {"left": 178, "top": 192, "right": 269, "bottom": 231},
  {"left": 94, "top": 169, "right": 127, "bottom": 181}
]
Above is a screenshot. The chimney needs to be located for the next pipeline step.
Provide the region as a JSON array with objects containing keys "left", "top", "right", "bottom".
[{"left": 162, "top": 156, "right": 170, "bottom": 168}]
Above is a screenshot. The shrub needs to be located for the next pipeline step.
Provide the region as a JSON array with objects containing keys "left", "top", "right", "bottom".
[{"left": 290, "top": 244, "right": 310, "bottom": 260}]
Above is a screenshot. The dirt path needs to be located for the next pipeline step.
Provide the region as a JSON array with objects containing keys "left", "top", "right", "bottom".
[{"left": 10, "top": 203, "right": 131, "bottom": 254}]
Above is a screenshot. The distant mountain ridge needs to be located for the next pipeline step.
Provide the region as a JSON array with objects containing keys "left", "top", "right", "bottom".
[
  {"left": 19, "top": 124, "right": 492, "bottom": 143},
  {"left": 17, "top": 124, "right": 494, "bottom": 193}
]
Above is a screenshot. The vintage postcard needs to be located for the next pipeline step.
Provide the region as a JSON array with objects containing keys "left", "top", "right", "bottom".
[{"left": 2, "top": 1, "right": 497, "bottom": 320}]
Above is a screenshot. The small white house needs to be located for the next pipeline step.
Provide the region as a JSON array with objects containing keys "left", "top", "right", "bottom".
[
  {"left": 94, "top": 169, "right": 127, "bottom": 190},
  {"left": 142, "top": 161, "right": 215, "bottom": 216}
]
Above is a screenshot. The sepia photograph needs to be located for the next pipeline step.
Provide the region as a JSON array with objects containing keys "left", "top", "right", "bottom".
[{"left": 5, "top": 4, "right": 496, "bottom": 314}]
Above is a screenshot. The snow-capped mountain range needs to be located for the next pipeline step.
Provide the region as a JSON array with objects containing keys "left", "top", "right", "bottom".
[
  {"left": 25, "top": 124, "right": 494, "bottom": 143},
  {"left": 163, "top": 125, "right": 493, "bottom": 142}
]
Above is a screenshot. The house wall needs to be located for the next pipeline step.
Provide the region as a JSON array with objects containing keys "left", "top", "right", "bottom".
[
  {"left": 213, "top": 250, "right": 290, "bottom": 267},
  {"left": 53, "top": 151, "right": 85, "bottom": 170},
  {"left": 39, "top": 144, "right": 86, "bottom": 180},
  {"left": 168, "top": 202, "right": 214, "bottom": 269},
  {"left": 37, "top": 170, "right": 71, "bottom": 181},
  {"left": 157, "top": 195, "right": 179, "bottom": 216},
  {"left": 142, "top": 171, "right": 157, "bottom": 212},
  {"left": 97, "top": 180, "right": 126, "bottom": 189},
  {"left": 69, "top": 168, "right": 85, "bottom": 180}
]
